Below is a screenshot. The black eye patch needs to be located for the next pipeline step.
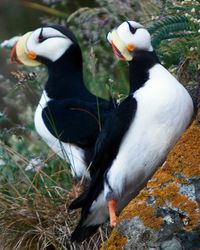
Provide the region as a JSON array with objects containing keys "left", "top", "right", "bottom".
[
  {"left": 37, "top": 27, "right": 66, "bottom": 43},
  {"left": 38, "top": 27, "right": 47, "bottom": 43},
  {"left": 38, "top": 36, "right": 47, "bottom": 43},
  {"left": 126, "top": 21, "right": 137, "bottom": 34}
]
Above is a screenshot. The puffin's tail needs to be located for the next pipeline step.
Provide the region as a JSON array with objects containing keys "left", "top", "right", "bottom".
[
  {"left": 71, "top": 222, "right": 99, "bottom": 242},
  {"left": 69, "top": 191, "right": 88, "bottom": 209},
  {"left": 69, "top": 167, "right": 106, "bottom": 242},
  {"left": 69, "top": 189, "right": 102, "bottom": 242},
  {"left": 69, "top": 187, "right": 108, "bottom": 242}
]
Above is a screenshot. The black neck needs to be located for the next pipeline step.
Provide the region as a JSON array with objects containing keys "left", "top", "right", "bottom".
[
  {"left": 43, "top": 44, "right": 95, "bottom": 101},
  {"left": 128, "top": 50, "right": 160, "bottom": 93}
]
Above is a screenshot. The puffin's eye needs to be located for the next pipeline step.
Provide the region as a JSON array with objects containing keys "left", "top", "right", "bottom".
[
  {"left": 38, "top": 36, "right": 47, "bottom": 43},
  {"left": 38, "top": 27, "right": 46, "bottom": 43},
  {"left": 127, "top": 21, "right": 137, "bottom": 34}
]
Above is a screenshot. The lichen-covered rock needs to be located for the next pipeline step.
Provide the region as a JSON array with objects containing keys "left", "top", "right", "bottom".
[{"left": 102, "top": 118, "right": 200, "bottom": 250}]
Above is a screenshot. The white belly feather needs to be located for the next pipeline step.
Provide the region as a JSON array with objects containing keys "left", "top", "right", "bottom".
[{"left": 107, "top": 64, "right": 193, "bottom": 196}]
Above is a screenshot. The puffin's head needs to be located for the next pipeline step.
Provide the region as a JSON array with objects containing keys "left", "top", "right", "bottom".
[
  {"left": 107, "top": 21, "right": 153, "bottom": 61},
  {"left": 10, "top": 25, "right": 78, "bottom": 66}
]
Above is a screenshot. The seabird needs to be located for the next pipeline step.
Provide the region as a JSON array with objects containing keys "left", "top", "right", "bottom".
[
  {"left": 10, "top": 25, "right": 114, "bottom": 182},
  {"left": 69, "top": 20, "right": 194, "bottom": 242}
]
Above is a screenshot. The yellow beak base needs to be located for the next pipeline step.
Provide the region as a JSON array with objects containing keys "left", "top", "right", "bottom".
[
  {"left": 16, "top": 32, "right": 41, "bottom": 67},
  {"left": 111, "top": 30, "right": 133, "bottom": 61}
]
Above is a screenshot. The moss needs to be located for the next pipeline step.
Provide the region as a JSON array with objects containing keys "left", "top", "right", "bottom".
[{"left": 104, "top": 118, "right": 200, "bottom": 248}]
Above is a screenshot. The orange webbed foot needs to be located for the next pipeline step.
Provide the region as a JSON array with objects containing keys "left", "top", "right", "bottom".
[{"left": 108, "top": 199, "right": 118, "bottom": 227}]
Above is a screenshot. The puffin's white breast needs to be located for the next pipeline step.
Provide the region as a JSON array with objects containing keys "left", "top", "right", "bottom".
[
  {"left": 106, "top": 63, "right": 193, "bottom": 198},
  {"left": 83, "top": 64, "right": 194, "bottom": 227}
]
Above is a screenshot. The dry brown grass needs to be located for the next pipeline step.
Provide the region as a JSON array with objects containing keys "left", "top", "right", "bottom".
[
  {"left": 0, "top": 140, "right": 109, "bottom": 249},
  {"left": 0, "top": 183, "right": 110, "bottom": 250}
]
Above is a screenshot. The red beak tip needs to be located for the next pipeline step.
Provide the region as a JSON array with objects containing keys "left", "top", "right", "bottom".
[
  {"left": 10, "top": 43, "right": 22, "bottom": 64},
  {"left": 111, "top": 42, "right": 125, "bottom": 61}
]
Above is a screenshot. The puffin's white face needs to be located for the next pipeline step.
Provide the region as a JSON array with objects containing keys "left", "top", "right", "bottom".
[
  {"left": 26, "top": 27, "right": 72, "bottom": 62},
  {"left": 107, "top": 21, "right": 153, "bottom": 61},
  {"left": 11, "top": 26, "right": 74, "bottom": 66}
]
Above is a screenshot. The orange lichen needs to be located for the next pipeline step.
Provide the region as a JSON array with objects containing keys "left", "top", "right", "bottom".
[
  {"left": 164, "top": 120, "right": 200, "bottom": 179},
  {"left": 171, "top": 194, "right": 200, "bottom": 231},
  {"left": 118, "top": 190, "right": 163, "bottom": 230},
  {"left": 146, "top": 171, "right": 176, "bottom": 189},
  {"left": 101, "top": 228, "right": 127, "bottom": 250},
  {"left": 104, "top": 118, "right": 200, "bottom": 248},
  {"left": 151, "top": 181, "right": 200, "bottom": 230},
  {"left": 151, "top": 183, "right": 179, "bottom": 206}
]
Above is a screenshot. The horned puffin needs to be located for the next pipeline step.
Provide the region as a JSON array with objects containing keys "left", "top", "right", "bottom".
[
  {"left": 10, "top": 25, "right": 114, "bottom": 181},
  {"left": 69, "top": 20, "right": 194, "bottom": 242}
]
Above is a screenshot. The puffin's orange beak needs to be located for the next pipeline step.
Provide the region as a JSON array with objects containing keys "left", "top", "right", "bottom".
[
  {"left": 110, "top": 30, "right": 133, "bottom": 61},
  {"left": 10, "top": 43, "right": 23, "bottom": 64},
  {"left": 111, "top": 42, "right": 126, "bottom": 61},
  {"left": 9, "top": 31, "right": 41, "bottom": 67}
]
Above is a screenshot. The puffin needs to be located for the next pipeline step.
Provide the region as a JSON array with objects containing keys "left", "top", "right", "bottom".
[
  {"left": 69, "top": 20, "right": 194, "bottom": 242},
  {"left": 10, "top": 25, "right": 114, "bottom": 182}
]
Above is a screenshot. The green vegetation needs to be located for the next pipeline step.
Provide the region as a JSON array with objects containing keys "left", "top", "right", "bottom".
[{"left": 0, "top": 0, "right": 199, "bottom": 249}]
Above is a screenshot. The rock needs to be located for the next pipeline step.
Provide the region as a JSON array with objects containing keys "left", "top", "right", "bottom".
[
  {"left": 160, "top": 237, "right": 182, "bottom": 250},
  {"left": 117, "top": 217, "right": 159, "bottom": 250},
  {"left": 102, "top": 117, "right": 200, "bottom": 250}
]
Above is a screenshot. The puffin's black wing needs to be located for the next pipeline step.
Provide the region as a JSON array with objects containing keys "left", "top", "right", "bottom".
[
  {"left": 70, "top": 95, "right": 137, "bottom": 242},
  {"left": 42, "top": 98, "right": 112, "bottom": 149},
  {"left": 70, "top": 95, "right": 137, "bottom": 208},
  {"left": 90, "top": 95, "right": 137, "bottom": 176}
]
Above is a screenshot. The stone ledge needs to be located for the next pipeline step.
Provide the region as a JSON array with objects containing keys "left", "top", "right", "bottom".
[{"left": 102, "top": 118, "right": 200, "bottom": 249}]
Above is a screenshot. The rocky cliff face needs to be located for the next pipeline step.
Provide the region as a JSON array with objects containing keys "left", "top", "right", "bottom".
[{"left": 102, "top": 117, "right": 200, "bottom": 250}]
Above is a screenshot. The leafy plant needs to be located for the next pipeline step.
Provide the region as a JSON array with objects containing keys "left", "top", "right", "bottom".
[{"left": 147, "top": 0, "right": 200, "bottom": 94}]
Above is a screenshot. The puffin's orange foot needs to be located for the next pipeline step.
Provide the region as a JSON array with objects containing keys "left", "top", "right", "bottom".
[
  {"left": 68, "top": 183, "right": 83, "bottom": 199},
  {"left": 108, "top": 199, "right": 118, "bottom": 227},
  {"left": 110, "top": 214, "right": 118, "bottom": 227}
]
